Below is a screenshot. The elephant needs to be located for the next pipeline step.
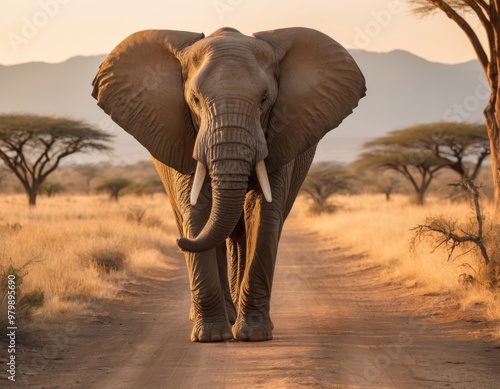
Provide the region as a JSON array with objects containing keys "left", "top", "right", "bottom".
[{"left": 92, "top": 27, "right": 365, "bottom": 342}]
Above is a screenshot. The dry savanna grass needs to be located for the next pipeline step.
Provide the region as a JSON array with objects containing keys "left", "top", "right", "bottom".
[
  {"left": 293, "top": 193, "right": 500, "bottom": 322},
  {"left": 1, "top": 191, "right": 499, "bottom": 328},
  {"left": 0, "top": 194, "right": 179, "bottom": 324}
]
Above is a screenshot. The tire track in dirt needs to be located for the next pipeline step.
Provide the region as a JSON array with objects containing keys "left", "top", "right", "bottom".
[{"left": 13, "top": 224, "right": 500, "bottom": 388}]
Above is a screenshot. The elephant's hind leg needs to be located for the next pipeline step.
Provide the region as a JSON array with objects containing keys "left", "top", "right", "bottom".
[{"left": 228, "top": 219, "right": 247, "bottom": 315}]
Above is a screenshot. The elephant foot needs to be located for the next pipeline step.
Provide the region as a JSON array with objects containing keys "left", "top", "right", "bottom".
[
  {"left": 194, "top": 300, "right": 236, "bottom": 325},
  {"left": 191, "top": 319, "right": 233, "bottom": 342},
  {"left": 233, "top": 315, "right": 273, "bottom": 341}
]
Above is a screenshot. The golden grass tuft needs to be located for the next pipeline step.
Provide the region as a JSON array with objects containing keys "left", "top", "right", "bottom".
[
  {"left": 0, "top": 194, "right": 180, "bottom": 323},
  {"left": 2, "top": 191, "right": 499, "bottom": 327},
  {"left": 291, "top": 194, "right": 500, "bottom": 321}
]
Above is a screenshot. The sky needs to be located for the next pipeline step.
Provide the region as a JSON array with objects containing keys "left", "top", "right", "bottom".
[{"left": 1, "top": 0, "right": 485, "bottom": 66}]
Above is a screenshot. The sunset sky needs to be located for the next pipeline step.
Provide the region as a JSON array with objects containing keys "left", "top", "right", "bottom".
[{"left": 2, "top": 0, "right": 485, "bottom": 66}]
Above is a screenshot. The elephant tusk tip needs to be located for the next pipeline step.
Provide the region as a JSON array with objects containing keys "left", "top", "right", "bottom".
[
  {"left": 190, "top": 162, "right": 207, "bottom": 207},
  {"left": 255, "top": 160, "right": 272, "bottom": 204}
]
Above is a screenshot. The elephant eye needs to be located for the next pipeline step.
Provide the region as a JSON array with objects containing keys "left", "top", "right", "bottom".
[
  {"left": 192, "top": 95, "right": 201, "bottom": 107},
  {"left": 260, "top": 92, "right": 268, "bottom": 108}
]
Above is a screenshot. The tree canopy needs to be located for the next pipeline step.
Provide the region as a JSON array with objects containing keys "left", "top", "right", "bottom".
[
  {"left": 94, "top": 177, "right": 132, "bottom": 201},
  {"left": 0, "top": 114, "right": 113, "bottom": 206},
  {"left": 409, "top": 1, "right": 492, "bottom": 72},
  {"left": 365, "top": 122, "right": 489, "bottom": 180},
  {"left": 408, "top": 0, "right": 500, "bottom": 216},
  {"left": 301, "top": 162, "right": 353, "bottom": 213},
  {"left": 356, "top": 149, "right": 445, "bottom": 204},
  {"left": 355, "top": 122, "right": 489, "bottom": 204}
]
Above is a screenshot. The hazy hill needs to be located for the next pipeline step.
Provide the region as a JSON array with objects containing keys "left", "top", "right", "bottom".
[
  {"left": 0, "top": 50, "right": 488, "bottom": 164},
  {"left": 315, "top": 50, "right": 487, "bottom": 162}
]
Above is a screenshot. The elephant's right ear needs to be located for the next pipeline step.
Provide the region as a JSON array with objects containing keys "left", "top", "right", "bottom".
[
  {"left": 92, "top": 30, "right": 204, "bottom": 174},
  {"left": 254, "top": 28, "right": 366, "bottom": 172}
]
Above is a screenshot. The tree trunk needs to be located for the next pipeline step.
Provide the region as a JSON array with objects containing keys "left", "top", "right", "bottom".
[
  {"left": 28, "top": 187, "right": 38, "bottom": 207},
  {"left": 111, "top": 191, "right": 119, "bottom": 201},
  {"left": 485, "top": 89, "right": 500, "bottom": 218},
  {"left": 415, "top": 190, "right": 425, "bottom": 205},
  {"left": 385, "top": 189, "right": 392, "bottom": 202},
  {"left": 486, "top": 116, "right": 500, "bottom": 217},
  {"left": 416, "top": 180, "right": 431, "bottom": 205},
  {"left": 414, "top": 174, "right": 432, "bottom": 206}
]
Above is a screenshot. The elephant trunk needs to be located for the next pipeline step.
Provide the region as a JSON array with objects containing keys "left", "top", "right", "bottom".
[
  {"left": 177, "top": 108, "right": 271, "bottom": 253},
  {"left": 177, "top": 159, "right": 250, "bottom": 253}
]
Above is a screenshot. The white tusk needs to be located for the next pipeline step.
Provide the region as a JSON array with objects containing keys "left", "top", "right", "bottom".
[
  {"left": 190, "top": 162, "right": 207, "bottom": 206},
  {"left": 256, "top": 160, "right": 272, "bottom": 203}
]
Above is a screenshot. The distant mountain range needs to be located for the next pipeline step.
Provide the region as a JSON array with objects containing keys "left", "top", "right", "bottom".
[{"left": 0, "top": 50, "right": 488, "bottom": 165}]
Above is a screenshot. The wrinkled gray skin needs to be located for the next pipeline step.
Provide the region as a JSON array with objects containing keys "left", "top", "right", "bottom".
[{"left": 92, "top": 27, "right": 365, "bottom": 342}]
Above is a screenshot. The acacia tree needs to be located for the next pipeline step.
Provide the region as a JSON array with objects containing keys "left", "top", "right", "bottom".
[
  {"left": 409, "top": 0, "right": 500, "bottom": 215},
  {"left": 0, "top": 114, "right": 113, "bottom": 206},
  {"left": 388, "top": 122, "right": 489, "bottom": 179},
  {"left": 356, "top": 149, "right": 447, "bottom": 204},
  {"left": 376, "top": 171, "right": 402, "bottom": 202},
  {"left": 356, "top": 122, "right": 490, "bottom": 203},
  {"left": 75, "top": 163, "right": 102, "bottom": 194},
  {"left": 94, "top": 177, "right": 132, "bottom": 201},
  {"left": 427, "top": 122, "right": 490, "bottom": 179},
  {"left": 301, "top": 162, "right": 353, "bottom": 213},
  {"left": 122, "top": 177, "right": 164, "bottom": 196}
]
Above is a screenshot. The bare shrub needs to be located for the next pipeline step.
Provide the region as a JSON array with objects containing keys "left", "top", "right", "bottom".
[
  {"left": 84, "top": 248, "right": 126, "bottom": 273},
  {"left": 126, "top": 206, "right": 148, "bottom": 225},
  {"left": 143, "top": 215, "right": 163, "bottom": 229},
  {"left": 412, "top": 180, "right": 499, "bottom": 287},
  {"left": 301, "top": 162, "right": 352, "bottom": 215},
  {"left": 308, "top": 202, "right": 339, "bottom": 216},
  {"left": 0, "top": 258, "right": 45, "bottom": 328},
  {"left": 2, "top": 222, "right": 23, "bottom": 233},
  {"left": 126, "top": 205, "right": 164, "bottom": 228}
]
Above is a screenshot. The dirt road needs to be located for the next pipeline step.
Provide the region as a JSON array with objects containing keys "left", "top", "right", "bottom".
[{"left": 10, "top": 226, "right": 500, "bottom": 388}]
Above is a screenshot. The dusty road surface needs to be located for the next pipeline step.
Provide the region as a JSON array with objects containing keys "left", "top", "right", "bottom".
[{"left": 7, "top": 225, "right": 500, "bottom": 388}]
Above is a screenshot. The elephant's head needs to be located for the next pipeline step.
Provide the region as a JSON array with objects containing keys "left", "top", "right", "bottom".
[{"left": 92, "top": 27, "right": 365, "bottom": 253}]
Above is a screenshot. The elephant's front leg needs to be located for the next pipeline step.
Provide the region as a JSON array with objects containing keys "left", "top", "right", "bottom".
[
  {"left": 184, "top": 247, "right": 232, "bottom": 342},
  {"left": 233, "top": 170, "right": 289, "bottom": 341},
  {"left": 181, "top": 187, "right": 233, "bottom": 342},
  {"left": 233, "top": 197, "right": 282, "bottom": 341},
  {"left": 153, "top": 161, "right": 232, "bottom": 342}
]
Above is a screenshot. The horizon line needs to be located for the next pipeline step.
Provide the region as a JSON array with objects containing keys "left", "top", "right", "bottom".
[{"left": 0, "top": 48, "right": 479, "bottom": 68}]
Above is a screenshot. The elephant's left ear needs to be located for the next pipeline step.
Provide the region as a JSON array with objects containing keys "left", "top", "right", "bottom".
[
  {"left": 92, "top": 30, "right": 204, "bottom": 174},
  {"left": 254, "top": 28, "right": 366, "bottom": 172}
]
